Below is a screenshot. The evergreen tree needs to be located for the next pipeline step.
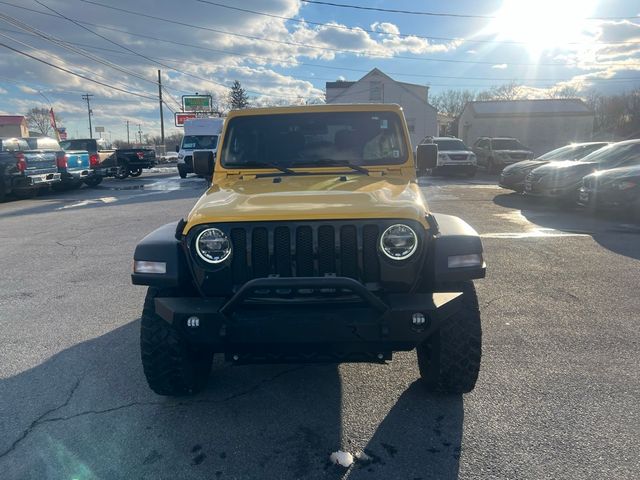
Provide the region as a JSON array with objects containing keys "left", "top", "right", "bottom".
[{"left": 228, "top": 80, "right": 249, "bottom": 109}]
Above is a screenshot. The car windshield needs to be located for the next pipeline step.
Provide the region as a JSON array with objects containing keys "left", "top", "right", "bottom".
[
  {"left": 60, "top": 139, "right": 96, "bottom": 151},
  {"left": 579, "top": 142, "right": 640, "bottom": 168},
  {"left": 220, "top": 111, "right": 408, "bottom": 169},
  {"left": 434, "top": 139, "right": 469, "bottom": 151},
  {"left": 182, "top": 135, "right": 218, "bottom": 150},
  {"left": 492, "top": 139, "right": 526, "bottom": 150},
  {"left": 539, "top": 143, "right": 608, "bottom": 161}
]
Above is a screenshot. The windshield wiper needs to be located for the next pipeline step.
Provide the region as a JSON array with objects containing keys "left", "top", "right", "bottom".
[
  {"left": 313, "top": 160, "right": 370, "bottom": 175},
  {"left": 240, "top": 162, "right": 297, "bottom": 175}
]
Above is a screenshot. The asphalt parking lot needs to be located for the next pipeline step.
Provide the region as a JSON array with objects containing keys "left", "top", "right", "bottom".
[{"left": 1, "top": 170, "right": 639, "bottom": 479}]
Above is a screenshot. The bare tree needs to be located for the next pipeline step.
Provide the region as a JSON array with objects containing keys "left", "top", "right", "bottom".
[
  {"left": 430, "top": 89, "right": 477, "bottom": 118},
  {"left": 25, "top": 107, "right": 60, "bottom": 136},
  {"left": 547, "top": 85, "right": 580, "bottom": 99}
]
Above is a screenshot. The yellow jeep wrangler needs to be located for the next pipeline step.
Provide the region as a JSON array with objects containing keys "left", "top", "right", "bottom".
[{"left": 132, "top": 104, "right": 485, "bottom": 396}]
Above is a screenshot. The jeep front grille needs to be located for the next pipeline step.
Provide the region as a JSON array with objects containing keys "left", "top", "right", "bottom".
[{"left": 228, "top": 223, "right": 381, "bottom": 285}]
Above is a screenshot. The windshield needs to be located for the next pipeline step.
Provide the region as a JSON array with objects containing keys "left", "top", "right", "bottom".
[
  {"left": 579, "top": 142, "right": 640, "bottom": 168},
  {"left": 434, "top": 139, "right": 469, "bottom": 151},
  {"left": 182, "top": 135, "right": 218, "bottom": 150},
  {"left": 539, "top": 143, "right": 608, "bottom": 161},
  {"left": 492, "top": 139, "right": 526, "bottom": 150},
  {"left": 60, "top": 139, "right": 96, "bottom": 151},
  {"left": 220, "top": 111, "right": 408, "bottom": 168}
]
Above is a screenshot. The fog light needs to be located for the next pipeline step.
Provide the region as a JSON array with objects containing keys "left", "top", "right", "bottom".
[
  {"left": 134, "top": 260, "right": 166, "bottom": 274},
  {"left": 448, "top": 253, "right": 483, "bottom": 269},
  {"left": 187, "top": 316, "right": 200, "bottom": 328},
  {"left": 412, "top": 312, "right": 426, "bottom": 326}
]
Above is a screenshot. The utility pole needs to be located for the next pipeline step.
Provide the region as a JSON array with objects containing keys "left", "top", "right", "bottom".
[
  {"left": 158, "top": 69, "right": 165, "bottom": 147},
  {"left": 82, "top": 94, "right": 94, "bottom": 138},
  {"left": 138, "top": 124, "right": 142, "bottom": 145},
  {"left": 126, "top": 120, "right": 130, "bottom": 146}
]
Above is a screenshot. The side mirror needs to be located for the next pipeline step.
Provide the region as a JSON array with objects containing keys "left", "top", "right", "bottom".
[
  {"left": 416, "top": 143, "right": 438, "bottom": 175},
  {"left": 175, "top": 145, "right": 179, "bottom": 153},
  {"left": 193, "top": 150, "right": 215, "bottom": 177}
]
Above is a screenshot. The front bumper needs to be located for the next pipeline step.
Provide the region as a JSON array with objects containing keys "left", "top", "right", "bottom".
[
  {"left": 153, "top": 276, "right": 462, "bottom": 363},
  {"left": 524, "top": 179, "right": 578, "bottom": 199},
  {"left": 578, "top": 187, "right": 640, "bottom": 208}
]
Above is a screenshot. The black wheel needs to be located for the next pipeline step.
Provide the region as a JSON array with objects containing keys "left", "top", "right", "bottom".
[
  {"left": 140, "top": 287, "right": 213, "bottom": 396},
  {"left": 417, "top": 281, "right": 482, "bottom": 394},
  {"left": 114, "top": 163, "right": 129, "bottom": 179},
  {"left": 129, "top": 168, "right": 143, "bottom": 177},
  {"left": 84, "top": 176, "right": 103, "bottom": 187},
  {"left": 178, "top": 165, "right": 187, "bottom": 179}
]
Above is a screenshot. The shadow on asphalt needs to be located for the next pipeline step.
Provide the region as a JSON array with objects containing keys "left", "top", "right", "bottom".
[
  {"left": 0, "top": 178, "right": 207, "bottom": 219},
  {"left": 493, "top": 192, "right": 640, "bottom": 260},
  {"left": 0, "top": 320, "right": 464, "bottom": 479}
]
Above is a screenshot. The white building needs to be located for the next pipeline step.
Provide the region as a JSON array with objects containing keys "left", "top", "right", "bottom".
[
  {"left": 458, "top": 99, "right": 595, "bottom": 156},
  {"left": 325, "top": 68, "right": 437, "bottom": 147}
]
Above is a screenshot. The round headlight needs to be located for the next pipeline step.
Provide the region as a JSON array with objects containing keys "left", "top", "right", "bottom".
[
  {"left": 196, "top": 228, "right": 232, "bottom": 264},
  {"left": 380, "top": 224, "right": 418, "bottom": 260}
]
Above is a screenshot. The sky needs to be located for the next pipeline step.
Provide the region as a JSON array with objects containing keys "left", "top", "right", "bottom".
[{"left": 0, "top": 0, "right": 639, "bottom": 142}]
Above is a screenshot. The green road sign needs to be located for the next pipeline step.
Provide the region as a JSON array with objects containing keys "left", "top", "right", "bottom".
[{"left": 182, "top": 95, "right": 212, "bottom": 111}]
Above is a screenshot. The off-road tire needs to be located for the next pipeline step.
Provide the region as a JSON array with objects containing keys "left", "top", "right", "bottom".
[
  {"left": 84, "top": 176, "right": 103, "bottom": 187},
  {"left": 178, "top": 165, "right": 187, "bottom": 179},
  {"left": 417, "top": 281, "right": 482, "bottom": 394},
  {"left": 129, "top": 168, "right": 143, "bottom": 177},
  {"left": 140, "top": 287, "right": 213, "bottom": 396}
]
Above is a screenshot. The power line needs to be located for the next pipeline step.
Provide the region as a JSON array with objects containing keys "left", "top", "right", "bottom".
[
  {"left": 78, "top": 0, "right": 638, "bottom": 67},
  {"left": 2, "top": 1, "right": 638, "bottom": 84},
  {"left": 0, "top": 37, "right": 157, "bottom": 100},
  {"left": 300, "top": 0, "right": 640, "bottom": 21},
  {"left": 197, "top": 0, "right": 640, "bottom": 46}
]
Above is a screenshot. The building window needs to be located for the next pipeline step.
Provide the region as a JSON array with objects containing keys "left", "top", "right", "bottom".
[{"left": 369, "top": 81, "right": 382, "bottom": 101}]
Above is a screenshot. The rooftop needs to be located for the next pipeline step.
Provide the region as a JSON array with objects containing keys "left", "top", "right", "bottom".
[{"left": 467, "top": 99, "right": 592, "bottom": 116}]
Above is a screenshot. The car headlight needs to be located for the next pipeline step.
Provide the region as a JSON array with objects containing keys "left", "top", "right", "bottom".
[
  {"left": 178, "top": 153, "right": 184, "bottom": 159},
  {"left": 379, "top": 224, "right": 418, "bottom": 260},
  {"left": 196, "top": 228, "right": 232, "bottom": 264}
]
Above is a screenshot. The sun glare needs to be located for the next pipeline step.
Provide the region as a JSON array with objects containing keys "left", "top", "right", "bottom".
[{"left": 485, "top": 0, "right": 598, "bottom": 58}]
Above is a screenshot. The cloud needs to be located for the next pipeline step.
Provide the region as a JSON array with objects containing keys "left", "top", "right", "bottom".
[
  {"left": 491, "top": 64, "right": 508, "bottom": 69},
  {"left": 18, "top": 85, "right": 39, "bottom": 94}
]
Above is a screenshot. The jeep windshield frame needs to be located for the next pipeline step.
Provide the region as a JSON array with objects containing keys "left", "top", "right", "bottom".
[{"left": 219, "top": 111, "right": 409, "bottom": 171}]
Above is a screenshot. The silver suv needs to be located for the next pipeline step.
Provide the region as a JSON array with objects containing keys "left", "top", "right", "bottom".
[{"left": 472, "top": 137, "right": 533, "bottom": 173}]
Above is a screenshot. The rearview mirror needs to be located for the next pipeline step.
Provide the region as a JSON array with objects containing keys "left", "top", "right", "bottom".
[
  {"left": 416, "top": 143, "right": 438, "bottom": 175},
  {"left": 193, "top": 150, "right": 215, "bottom": 177}
]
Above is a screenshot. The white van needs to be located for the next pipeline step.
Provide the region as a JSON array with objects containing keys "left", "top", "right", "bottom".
[{"left": 177, "top": 118, "right": 224, "bottom": 178}]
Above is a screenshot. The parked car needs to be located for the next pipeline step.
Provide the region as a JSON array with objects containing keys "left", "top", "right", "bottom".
[
  {"left": 177, "top": 118, "right": 223, "bottom": 178},
  {"left": 421, "top": 136, "right": 477, "bottom": 177},
  {"left": 0, "top": 136, "right": 61, "bottom": 201},
  {"left": 578, "top": 164, "right": 640, "bottom": 220},
  {"left": 159, "top": 151, "right": 178, "bottom": 163},
  {"left": 524, "top": 139, "right": 640, "bottom": 202},
  {"left": 28, "top": 137, "right": 96, "bottom": 189},
  {"left": 472, "top": 137, "right": 533, "bottom": 173},
  {"left": 132, "top": 104, "right": 486, "bottom": 396},
  {"left": 499, "top": 142, "right": 609, "bottom": 192},
  {"left": 61, "top": 138, "right": 156, "bottom": 179}
]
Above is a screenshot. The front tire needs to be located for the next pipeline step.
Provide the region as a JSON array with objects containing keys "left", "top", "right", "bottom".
[
  {"left": 417, "top": 281, "right": 482, "bottom": 394},
  {"left": 140, "top": 287, "right": 213, "bottom": 396},
  {"left": 114, "top": 163, "right": 129, "bottom": 179},
  {"left": 178, "top": 165, "right": 187, "bottom": 179},
  {"left": 129, "top": 168, "right": 143, "bottom": 177}
]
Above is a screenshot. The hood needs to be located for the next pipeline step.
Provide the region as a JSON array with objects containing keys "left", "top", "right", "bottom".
[
  {"left": 185, "top": 174, "right": 428, "bottom": 232},
  {"left": 532, "top": 161, "right": 597, "bottom": 184},
  {"left": 440, "top": 150, "right": 473, "bottom": 155},
  {"left": 503, "top": 160, "right": 547, "bottom": 174},
  {"left": 495, "top": 149, "right": 532, "bottom": 154},
  {"left": 586, "top": 164, "right": 640, "bottom": 182}
]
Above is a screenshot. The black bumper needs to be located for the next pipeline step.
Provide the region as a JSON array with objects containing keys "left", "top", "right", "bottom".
[{"left": 153, "top": 277, "right": 462, "bottom": 363}]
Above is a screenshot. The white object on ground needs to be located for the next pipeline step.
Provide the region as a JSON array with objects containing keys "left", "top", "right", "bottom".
[
  {"left": 355, "top": 451, "right": 371, "bottom": 462},
  {"left": 329, "top": 451, "right": 354, "bottom": 467}
]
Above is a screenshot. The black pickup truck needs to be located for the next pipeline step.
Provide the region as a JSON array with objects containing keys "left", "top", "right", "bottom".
[
  {"left": 0, "top": 137, "right": 62, "bottom": 201},
  {"left": 61, "top": 138, "right": 156, "bottom": 179}
]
